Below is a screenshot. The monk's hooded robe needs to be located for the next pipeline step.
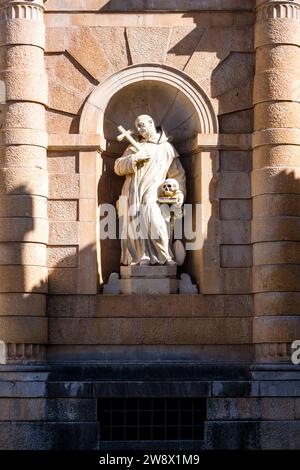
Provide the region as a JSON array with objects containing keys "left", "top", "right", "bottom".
[{"left": 114, "top": 130, "right": 186, "bottom": 265}]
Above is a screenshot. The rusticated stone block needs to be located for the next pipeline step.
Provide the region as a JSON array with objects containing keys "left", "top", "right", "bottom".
[
  {"left": 48, "top": 268, "right": 79, "bottom": 294},
  {"left": 0, "top": 145, "right": 47, "bottom": 170},
  {"left": 253, "top": 144, "right": 300, "bottom": 169},
  {"left": 208, "top": 398, "right": 260, "bottom": 420},
  {"left": 47, "top": 152, "right": 78, "bottom": 174},
  {"left": 48, "top": 317, "right": 252, "bottom": 345},
  {"left": 0, "top": 293, "right": 46, "bottom": 317},
  {"left": 221, "top": 245, "right": 252, "bottom": 267},
  {"left": 220, "top": 172, "right": 251, "bottom": 199},
  {"left": 212, "top": 381, "right": 255, "bottom": 398},
  {"left": 205, "top": 421, "right": 259, "bottom": 449},
  {"left": 0, "top": 168, "right": 48, "bottom": 197},
  {"left": 254, "top": 292, "right": 300, "bottom": 316},
  {"left": 0, "top": 317, "right": 47, "bottom": 344},
  {"left": 46, "top": 399, "right": 97, "bottom": 421},
  {"left": 2, "top": 102, "right": 45, "bottom": 130},
  {"left": 255, "top": 101, "right": 300, "bottom": 130},
  {"left": 252, "top": 217, "right": 300, "bottom": 243},
  {"left": 220, "top": 151, "right": 252, "bottom": 172},
  {"left": 0, "top": 242, "right": 46, "bottom": 266},
  {"left": 253, "top": 241, "right": 300, "bottom": 265},
  {"left": 45, "top": 27, "right": 66, "bottom": 52},
  {"left": 212, "top": 52, "right": 255, "bottom": 97},
  {"left": 48, "top": 221, "right": 78, "bottom": 245},
  {"left": 0, "top": 195, "right": 47, "bottom": 218},
  {"left": 45, "top": 54, "right": 92, "bottom": 95},
  {"left": 253, "top": 194, "right": 300, "bottom": 218},
  {"left": 66, "top": 26, "right": 112, "bottom": 81},
  {"left": 0, "top": 398, "right": 46, "bottom": 421},
  {"left": 47, "top": 382, "right": 93, "bottom": 398},
  {"left": 126, "top": 27, "right": 171, "bottom": 64},
  {"left": 48, "top": 174, "right": 79, "bottom": 199},
  {"left": 260, "top": 422, "right": 300, "bottom": 450},
  {"left": 252, "top": 265, "right": 300, "bottom": 292},
  {"left": 220, "top": 199, "right": 252, "bottom": 220},
  {"left": 0, "top": 422, "right": 99, "bottom": 450},
  {"left": 254, "top": 316, "right": 300, "bottom": 344},
  {"left": 0, "top": 266, "right": 47, "bottom": 293},
  {"left": 220, "top": 220, "right": 251, "bottom": 244},
  {"left": 48, "top": 80, "right": 88, "bottom": 115},
  {"left": 48, "top": 200, "right": 78, "bottom": 221},
  {"left": 220, "top": 109, "right": 253, "bottom": 134},
  {"left": 47, "top": 247, "right": 78, "bottom": 268},
  {"left": 252, "top": 167, "right": 300, "bottom": 196}
]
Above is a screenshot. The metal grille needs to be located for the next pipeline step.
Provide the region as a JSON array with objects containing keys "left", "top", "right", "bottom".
[{"left": 98, "top": 397, "right": 206, "bottom": 441}]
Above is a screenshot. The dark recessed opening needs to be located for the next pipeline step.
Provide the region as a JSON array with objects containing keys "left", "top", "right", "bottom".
[{"left": 97, "top": 397, "right": 206, "bottom": 442}]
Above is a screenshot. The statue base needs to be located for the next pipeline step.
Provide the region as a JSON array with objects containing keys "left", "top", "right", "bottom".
[
  {"left": 120, "top": 265, "right": 178, "bottom": 294},
  {"left": 103, "top": 265, "right": 198, "bottom": 295}
]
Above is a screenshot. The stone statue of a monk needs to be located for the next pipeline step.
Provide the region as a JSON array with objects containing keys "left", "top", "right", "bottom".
[{"left": 114, "top": 114, "right": 186, "bottom": 266}]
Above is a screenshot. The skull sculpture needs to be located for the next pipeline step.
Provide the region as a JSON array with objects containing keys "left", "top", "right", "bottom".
[{"left": 162, "top": 178, "right": 180, "bottom": 198}]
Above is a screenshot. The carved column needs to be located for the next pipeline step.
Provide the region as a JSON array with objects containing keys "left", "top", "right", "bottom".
[
  {"left": 0, "top": 0, "right": 48, "bottom": 363},
  {"left": 253, "top": 0, "right": 300, "bottom": 362}
]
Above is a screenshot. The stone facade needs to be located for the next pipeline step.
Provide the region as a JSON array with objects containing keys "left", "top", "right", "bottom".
[{"left": 0, "top": 0, "right": 299, "bottom": 450}]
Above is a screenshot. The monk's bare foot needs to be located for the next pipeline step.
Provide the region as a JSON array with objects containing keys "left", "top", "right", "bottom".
[{"left": 165, "top": 259, "right": 177, "bottom": 266}]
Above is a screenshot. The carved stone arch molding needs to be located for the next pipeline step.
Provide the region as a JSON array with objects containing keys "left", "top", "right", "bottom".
[
  {"left": 80, "top": 63, "right": 218, "bottom": 139},
  {"left": 79, "top": 64, "right": 219, "bottom": 290}
]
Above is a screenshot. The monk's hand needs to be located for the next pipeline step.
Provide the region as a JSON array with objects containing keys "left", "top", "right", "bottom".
[{"left": 133, "top": 149, "right": 151, "bottom": 162}]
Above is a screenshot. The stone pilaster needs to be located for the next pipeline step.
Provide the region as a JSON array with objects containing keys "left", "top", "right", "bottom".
[
  {"left": 253, "top": 0, "right": 300, "bottom": 362},
  {"left": 0, "top": 0, "right": 48, "bottom": 363}
]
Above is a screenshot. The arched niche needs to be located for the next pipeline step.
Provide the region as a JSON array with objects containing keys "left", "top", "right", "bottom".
[{"left": 80, "top": 64, "right": 218, "bottom": 287}]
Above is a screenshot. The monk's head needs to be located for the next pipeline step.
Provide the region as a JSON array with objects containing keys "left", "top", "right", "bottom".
[{"left": 135, "top": 114, "right": 157, "bottom": 140}]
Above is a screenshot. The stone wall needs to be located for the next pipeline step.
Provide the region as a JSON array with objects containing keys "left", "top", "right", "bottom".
[{"left": 44, "top": 0, "right": 255, "bottom": 362}]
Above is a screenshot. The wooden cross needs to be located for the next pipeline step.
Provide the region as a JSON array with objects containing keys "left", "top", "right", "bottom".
[{"left": 117, "top": 125, "right": 141, "bottom": 152}]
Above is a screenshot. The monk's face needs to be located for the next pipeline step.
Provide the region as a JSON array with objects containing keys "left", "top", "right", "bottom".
[{"left": 135, "top": 116, "right": 156, "bottom": 140}]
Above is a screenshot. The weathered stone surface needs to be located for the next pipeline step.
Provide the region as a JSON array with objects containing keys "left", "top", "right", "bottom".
[
  {"left": 220, "top": 220, "right": 251, "bottom": 244},
  {"left": 66, "top": 27, "right": 112, "bottom": 81},
  {"left": 47, "top": 247, "right": 78, "bottom": 268},
  {"left": 205, "top": 422, "right": 259, "bottom": 449},
  {"left": 47, "top": 382, "right": 93, "bottom": 398},
  {"left": 48, "top": 317, "right": 252, "bottom": 344},
  {"left": 0, "top": 422, "right": 99, "bottom": 450},
  {"left": 220, "top": 172, "right": 251, "bottom": 199},
  {"left": 220, "top": 200, "right": 252, "bottom": 220},
  {"left": 126, "top": 27, "right": 171, "bottom": 64},
  {"left": 46, "top": 399, "right": 97, "bottom": 421},
  {"left": 0, "top": 316, "right": 47, "bottom": 344},
  {"left": 220, "top": 151, "right": 252, "bottom": 172},
  {"left": 0, "top": 242, "right": 46, "bottom": 266},
  {"left": 259, "top": 422, "right": 300, "bottom": 450},
  {"left": 47, "top": 152, "right": 78, "bottom": 174},
  {"left": 45, "top": 54, "right": 93, "bottom": 95},
  {"left": 221, "top": 245, "right": 252, "bottom": 268},
  {"left": 91, "top": 27, "right": 129, "bottom": 71},
  {"left": 184, "top": 27, "right": 231, "bottom": 85},
  {"left": 48, "top": 174, "right": 79, "bottom": 199},
  {"left": 166, "top": 26, "right": 206, "bottom": 70},
  {"left": 48, "top": 200, "right": 78, "bottom": 221},
  {"left": 48, "top": 221, "right": 78, "bottom": 245},
  {"left": 0, "top": 293, "right": 46, "bottom": 316},
  {"left": 220, "top": 109, "right": 253, "bottom": 134},
  {"left": 212, "top": 52, "right": 255, "bottom": 97},
  {"left": 48, "top": 268, "right": 79, "bottom": 294},
  {"left": 48, "top": 81, "right": 85, "bottom": 115}
]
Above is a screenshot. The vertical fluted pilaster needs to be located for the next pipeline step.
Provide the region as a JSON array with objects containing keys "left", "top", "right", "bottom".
[
  {"left": 0, "top": 0, "right": 48, "bottom": 363},
  {"left": 253, "top": 0, "right": 300, "bottom": 362}
]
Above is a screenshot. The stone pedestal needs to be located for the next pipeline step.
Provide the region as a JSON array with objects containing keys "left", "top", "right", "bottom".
[{"left": 120, "top": 265, "right": 178, "bottom": 294}]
